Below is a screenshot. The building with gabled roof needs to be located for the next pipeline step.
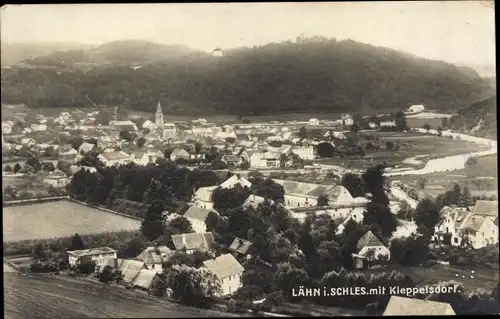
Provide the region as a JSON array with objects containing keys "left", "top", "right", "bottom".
[
  {"left": 192, "top": 185, "right": 218, "bottom": 210},
  {"left": 228, "top": 237, "right": 253, "bottom": 261},
  {"left": 219, "top": 174, "right": 252, "bottom": 189},
  {"left": 136, "top": 246, "right": 173, "bottom": 273},
  {"left": 171, "top": 232, "right": 214, "bottom": 254},
  {"left": 131, "top": 269, "right": 164, "bottom": 291},
  {"left": 383, "top": 296, "right": 455, "bottom": 316},
  {"left": 97, "top": 151, "right": 131, "bottom": 167},
  {"left": 202, "top": 253, "right": 244, "bottom": 296},
  {"left": 352, "top": 231, "right": 390, "bottom": 269},
  {"left": 184, "top": 206, "right": 215, "bottom": 233},
  {"left": 115, "top": 259, "right": 147, "bottom": 284},
  {"left": 78, "top": 142, "right": 96, "bottom": 154},
  {"left": 67, "top": 247, "right": 117, "bottom": 267},
  {"left": 242, "top": 194, "right": 269, "bottom": 210}
]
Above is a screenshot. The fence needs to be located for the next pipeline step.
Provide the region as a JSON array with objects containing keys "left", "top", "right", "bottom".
[{"left": 3, "top": 196, "right": 70, "bottom": 207}]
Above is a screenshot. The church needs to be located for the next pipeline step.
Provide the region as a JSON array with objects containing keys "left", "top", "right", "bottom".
[{"left": 155, "top": 101, "right": 177, "bottom": 139}]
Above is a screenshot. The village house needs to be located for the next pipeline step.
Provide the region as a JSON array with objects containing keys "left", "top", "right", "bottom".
[
  {"left": 110, "top": 120, "right": 138, "bottom": 132},
  {"left": 59, "top": 145, "right": 78, "bottom": 159},
  {"left": 135, "top": 246, "right": 173, "bottom": 273},
  {"left": 221, "top": 154, "right": 243, "bottom": 167},
  {"left": 130, "top": 149, "right": 164, "bottom": 166},
  {"left": 383, "top": 296, "right": 455, "bottom": 316},
  {"left": 242, "top": 194, "right": 268, "bottom": 210},
  {"left": 163, "top": 123, "right": 177, "bottom": 138},
  {"left": 272, "top": 179, "right": 354, "bottom": 208},
  {"left": 290, "top": 202, "right": 366, "bottom": 225},
  {"left": 67, "top": 247, "right": 117, "bottom": 267},
  {"left": 131, "top": 269, "right": 165, "bottom": 292},
  {"left": 228, "top": 238, "right": 253, "bottom": 261},
  {"left": 336, "top": 206, "right": 369, "bottom": 234},
  {"left": 202, "top": 253, "right": 244, "bottom": 296},
  {"left": 368, "top": 122, "right": 379, "bottom": 129},
  {"left": 20, "top": 138, "right": 36, "bottom": 148},
  {"left": 2, "top": 121, "right": 13, "bottom": 134},
  {"left": 78, "top": 142, "right": 96, "bottom": 154},
  {"left": 97, "top": 136, "right": 114, "bottom": 149},
  {"left": 171, "top": 232, "right": 215, "bottom": 254},
  {"left": 192, "top": 186, "right": 218, "bottom": 210},
  {"left": 220, "top": 174, "right": 252, "bottom": 189},
  {"left": 434, "top": 201, "right": 498, "bottom": 249},
  {"left": 170, "top": 148, "right": 190, "bottom": 162},
  {"left": 407, "top": 104, "right": 425, "bottom": 114},
  {"left": 142, "top": 120, "right": 156, "bottom": 133},
  {"left": 97, "top": 151, "right": 131, "bottom": 167},
  {"left": 30, "top": 123, "right": 48, "bottom": 132},
  {"left": 249, "top": 151, "right": 280, "bottom": 169},
  {"left": 351, "top": 231, "right": 391, "bottom": 269},
  {"left": 111, "top": 259, "right": 148, "bottom": 284},
  {"left": 184, "top": 206, "right": 215, "bottom": 233},
  {"left": 341, "top": 114, "right": 354, "bottom": 126},
  {"left": 380, "top": 120, "right": 397, "bottom": 128},
  {"left": 43, "top": 170, "right": 71, "bottom": 188},
  {"left": 291, "top": 145, "right": 316, "bottom": 160}
]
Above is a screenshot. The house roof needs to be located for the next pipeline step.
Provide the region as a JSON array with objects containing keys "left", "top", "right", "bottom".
[
  {"left": 59, "top": 145, "right": 76, "bottom": 154},
  {"left": 100, "top": 151, "right": 130, "bottom": 161},
  {"left": 242, "top": 195, "right": 268, "bottom": 209},
  {"left": 222, "top": 154, "right": 241, "bottom": 163},
  {"left": 273, "top": 179, "right": 351, "bottom": 200},
  {"left": 136, "top": 246, "right": 173, "bottom": 265},
  {"left": 78, "top": 142, "right": 95, "bottom": 153},
  {"left": 228, "top": 238, "right": 252, "bottom": 255},
  {"left": 184, "top": 206, "right": 213, "bottom": 222},
  {"left": 202, "top": 254, "right": 244, "bottom": 279},
  {"left": 170, "top": 148, "right": 189, "bottom": 157},
  {"left": 132, "top": 269, "right": 160, "bottom": 290},
  {"left": 458, "top": 214, "right": 490, "bottom": 232},
  {"left": 357, "top": 231, "right": 385, "bottom": 251},
  {"left": 116, "top": 259, "right": 145, "bottom": 283},
  {"left": 171, "top": 232, "right": 214, "bottom": 251},
  {"left": 220, "top": 175, "right": 252, "bottom": 189},
  {"left": 131, "top": 150, "right": 147, "bottom": 159},
  {"left": 383, "top": 296, "right": 455, "bottom": 316},
  {"left": 472, "top": 200, "right": 498, "bottom": 217},
  {"left": 67, "top": 247, "right": 116, "bottom": 258},
  {"left": 193, "top": 186, "right": 218, "bottom": 202}
]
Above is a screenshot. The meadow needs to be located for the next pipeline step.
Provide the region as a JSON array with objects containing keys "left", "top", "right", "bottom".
[
  {"left": 3, "top": 199, "right": 141, "bottom": 242},
  {"left": 315, "top": 131, "right": 487, "bottom": 170},
  {"left": 392, "top": 155, "right": 498, "bottom": 199}
]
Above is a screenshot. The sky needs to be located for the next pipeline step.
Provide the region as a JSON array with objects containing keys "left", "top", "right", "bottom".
[{"left": 0, "top": 2, "right": 495, "bottom": 66}]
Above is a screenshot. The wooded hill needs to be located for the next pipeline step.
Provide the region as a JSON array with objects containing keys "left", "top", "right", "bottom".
[
  {"left": 449, "top": 95, "right": 497, "bottom": 140},
  {"left": 1, "top": 38, "right": 494, "bottom": 116}
]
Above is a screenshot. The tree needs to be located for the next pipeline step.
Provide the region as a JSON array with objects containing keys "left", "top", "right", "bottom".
[
  {"left": 394, "top": 111, "right": 408, "bottom": 131},
  {"left": 317, "top": 194, "right": 329, "bottom": 206},
  {"left": 26, "top": 157, "right": 42, "bottom": 172},
  {"left": 423, "top": 123, "right": 431, "bottom": 131},
  {"left": 33, "top": 243, "right": 49, "bottom": 262},
  {"left": 341, "top": 173, "right": 366, "bottom": 198},
  {"left": 42, "top": 162, "right": 56, "bottom": 172},
  {"left": 119, "top": 130, "right": 133, "bottom": 141},
  {"left": 418, "top": 178, "right": 427, "bottom": 190},
  {"left": 69, "top": 136, "right": 84, "bottom": 150},
  {"left": 385, "top": 141, "right": 394, "bottom": 150},
  {"left": 141, "top": 201, "right": 166, "bottom": 241},
  {"left": 167, "top": 216, "right": 194, "bottom": 234},
  {"left": 70, "top": 233, "right": 85, "bottom": 251},
  {"left": 365, "top": 302, "right": 378, "bottom": 315},
  {"left": 99, "top": 265, "right": 114, "bottom": 284},
  {"left": 437, "top": 126, "right": 443, "bottom": 136},
  {"left": 441, "top": 118, "right": 449, "bottom": 129},
  {"left": 4, "top": 185, "right": 17, "bottom": 198},
  {"left": 96, "top": 109, "right": 113, "bottom": 125},
  {"left": 4, "top": 165, "right": 12, "bottom": 172},
  {"left": 13, "top": 163, "right": 21, "bottom": 173},
  {"left": 212, "top": 185, "right": 251, "bottom": 212},
  {"left": 414, "top": 198, "right": 440, "bottom": 237},
  {"left": 298, "top": 127, "right": 308, "bottom": 139},
  {"left": 461, "top": 186, "right": 473, "bottom": 207},
  {"left": 121, "top": 236, "right": 148, "bottom": 258},
  {"left": 250, "top": 178, "right": 285, "bottom": 203},
  {"left": 77, "top": 260, "right": 96, "bottom": 276},
  {"left": 274, "top": 262, "right": 310, "bottom": 299},
  {"left": 390, "top": 234, "right": 430, "bottom": 266},
  {"left": 136, "top": 137, "right": 146, "bottom": 148},
  {"left": 317, "top": 142, "right": 335, "bottom": 158},
  {"left": 163, "top": 265, "right": 221, "bottom": 307}
]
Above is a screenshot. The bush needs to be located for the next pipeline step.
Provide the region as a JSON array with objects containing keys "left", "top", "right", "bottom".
[
  {"left": 365, "top": 302, "right": 378, "bottom": 315},
  {"left": 30, "top": 261, "right": 59, "bottom": 273},
  {"left": 110, "top": 198, "right": 150, "bottom": 219}
]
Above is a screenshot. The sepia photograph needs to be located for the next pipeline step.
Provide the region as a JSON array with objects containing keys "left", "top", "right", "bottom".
[{"left": 1, "top": 2, "right": 498, "bottom": 318}]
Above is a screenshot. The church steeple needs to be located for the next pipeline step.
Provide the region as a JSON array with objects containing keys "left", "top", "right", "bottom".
[
  {"left": 155, "top": 100, "right": 164, "bottom": 130},
  {"left": 156, "top": 101, "right": 163, "bottom": 114}
]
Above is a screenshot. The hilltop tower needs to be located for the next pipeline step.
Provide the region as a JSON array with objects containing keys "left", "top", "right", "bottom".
[{"left": 155, "top": 101, "right": 164, "bottom": 129}]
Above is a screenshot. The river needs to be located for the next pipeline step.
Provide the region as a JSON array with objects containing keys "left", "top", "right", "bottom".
[{"left": 386, "top": 129, "right": 497, "bottom": 176}]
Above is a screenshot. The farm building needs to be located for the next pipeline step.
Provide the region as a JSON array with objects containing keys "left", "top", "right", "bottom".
[
  {"left": 98, "top": 151, "right": 131, "bottom": 167},
  {"left": 191, "top": 185, "right": 218, "bottom": 210},
  {"left": 183, "top": 206, "right": 215, "bottom": 233},
  {"left": 242, "top": 194, "right": 269, "bottom": 210},
  {"left": 43, "top": 170, "right": 71, "bottom": 188},
  {"left": 383, "top": 296, "right": 455, "bottom": 316},
  {"left": 228, "top": 238, "right": 253, "bottom": 261},
  {"left": 171, "top": 232, "right": 215, "bottom": 254},
  {"left": 132, "top": 269, "right": 164, "bottom": 292},
  {"left": 136, "top": 246, "right": 173, "bottom": 273},
  {"left": 67, "top": 247, "right": 117, "bottom": 267}
]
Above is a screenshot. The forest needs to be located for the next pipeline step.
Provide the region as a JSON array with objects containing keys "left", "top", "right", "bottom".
[{"left": 1, "top": 38, "right": 493, "bottom": 116}]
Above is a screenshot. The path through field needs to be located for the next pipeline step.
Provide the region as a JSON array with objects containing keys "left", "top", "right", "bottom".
[{"left": 4, "top": 273, "right": 239, "bottom": 319}]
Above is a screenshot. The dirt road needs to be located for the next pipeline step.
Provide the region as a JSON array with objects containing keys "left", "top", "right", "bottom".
[{"left": 4, "top": 273, "right": 239, "bottom": 318}]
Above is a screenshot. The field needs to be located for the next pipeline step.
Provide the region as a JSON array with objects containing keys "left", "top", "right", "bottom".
[
  {"left": 3, "top": 200, "right": 141, "bottom": 242},
  {"left": 392, "top": 155, "right": 498, "bottom": 199},
  {"left": 315, "top": 131, "right": 487, "bottom": 170},
  {"left": 366, "top": 263, "right": 499, "bottom": 293},
  {"left": 4, "top": 271, "right": 237, "bottom": 318}
]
